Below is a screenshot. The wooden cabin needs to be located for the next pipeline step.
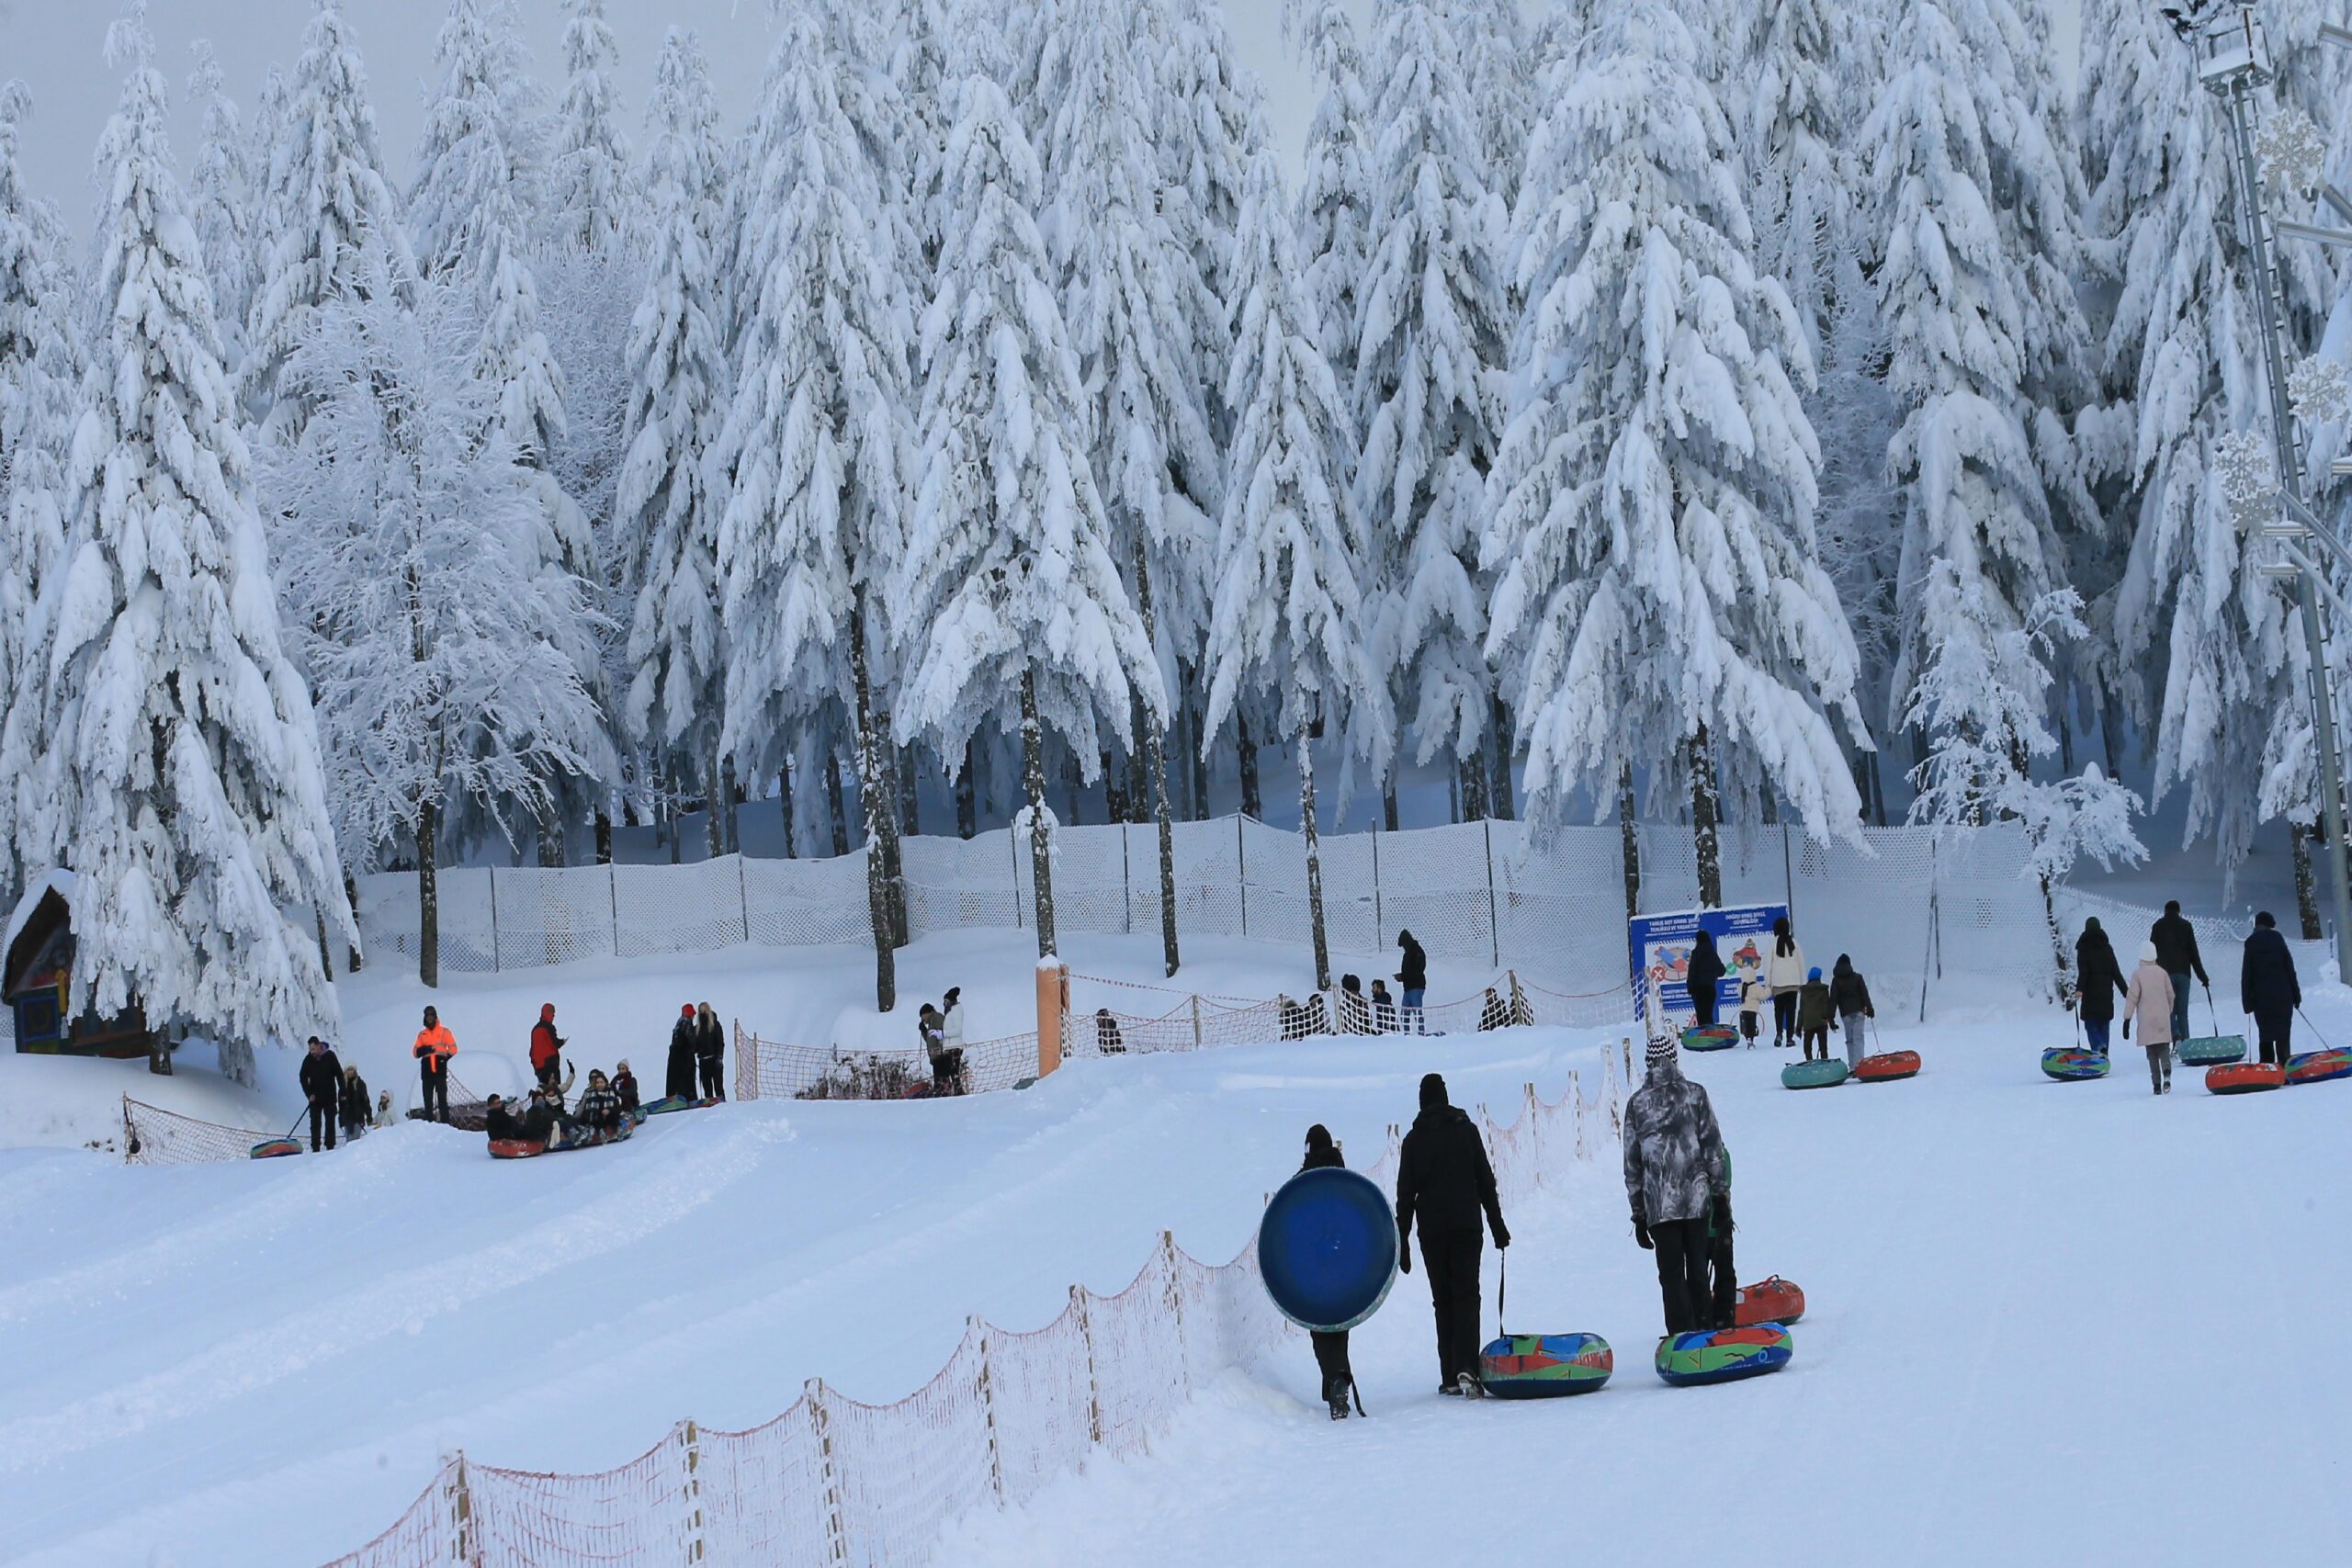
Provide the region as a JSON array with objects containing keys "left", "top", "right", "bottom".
[{"left": 5, "top": 874, "right": 159, "bottom": 1059}]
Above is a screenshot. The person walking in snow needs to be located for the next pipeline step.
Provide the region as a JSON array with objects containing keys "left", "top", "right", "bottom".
[
  {"left": 2240, "top": 911, "right": 2302, "bottom": 1067},
  {"left": 695, "top": 1002, "right": 727, "bottom": 1100},
  {"left": 1738, "top": 973, "right": 1769, "bottom": 1047},
  {"left": 413, "top": 1007, "right": 457, "bottom": 1123},
  {"left": 1765, "top": 919, "right": 1806, "bottom": 1047},
  {"left": 1395, "top": 1072, "right": 1510, "bottom": 1398},
  {"left": 2122, "top": 941, "right": 2177, "bottom": 1095},
  {"left": 1829, "top": 955, "right": 1875, "bottom": 1071},
  {"left": 2073, "top": 918, "right": 2128, "bottom": 1055},
  {"left": 338, "top": 1064, "right": 370, "bottom": 1144},
  {"left": 1396, "top": 931, "right": 1429, "bottom": 1033},
  {"left": 529, "top": 1003, "right": 565, "bottom": 1091},
  {"left": 1685, "top": 929, "right": 1726, "bottom": 1029},
  {"left": 665, "top": 1004, "right": 698, "bottom": 1100},
  {"left": 1623, "top": 1035, "right": 1729, "bottom": 1337},
  {"left": 1796, "top": 966, "right": 1833, "bottom": 1062},
  {"left": 299, "top": 1036, "right": 344, "bottom": 1152},
  {"left": 2150, "top": 901, "right": 2208, "bottom": 1045},
  {"left": 1299, "top": 1123, "right": 1363, "bottom": 1420}
]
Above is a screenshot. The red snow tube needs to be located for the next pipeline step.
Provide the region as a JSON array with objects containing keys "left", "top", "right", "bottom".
[
  {"left": 1734, "top": 1276, "right": 1805, "bottom": 1326},
  {"left": 2205, "top": 1063, "right": 2285, "bottom": 1096},
  {"left": 1855, "top": 1051, "right": 1920, "bottom": 1083}
]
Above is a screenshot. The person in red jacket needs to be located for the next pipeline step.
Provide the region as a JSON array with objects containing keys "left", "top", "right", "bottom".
[
  {"left": 529, "top": 1003, "right": 565, "bottom": 1089},
  {"left": 413, "top": 1007, "right": 457, "bottom": 1122}
]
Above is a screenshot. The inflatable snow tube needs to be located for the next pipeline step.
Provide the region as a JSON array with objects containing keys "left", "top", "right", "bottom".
[
  {"left": 1681, "top": 1025, "right": 1738, "bottom": 1053},
  {"left": 2177, "top": 1035, "right": 2246, "bottom": 1067},
  {"left": 640, "top": 1094, "right": 720, "bottom": 1116},
  {"left": 1855, "top": 1051, "right": 1920, "bottom": 1083},
  {"left": 2205, "top": 1063, "right": 2285, "bottom": 1096},
  {"left": 2287, "top": 1047, "right": 2352, "bottom": 1086},
  {"left": 1478, "top": 1333, "right": 1613, "bottom": 1398},
  {"left": 2041, "top": 1048, "right": 2109, "bottom": 1081},
  {"left": 1258, "top": 1168, "right": 1400, "bottom": 1333},
  {"left": 249, "top": 1138, "right": 301, "bottom": 1159},
  {"left": 1655, "top": 1325, "right": 1793, "bottom": 1387},
  {"left": 1781, "top": 1059, "right": 1849, "bottom": 1090},
  {"left": 488, "top": 1122, "right": 637, "bottom": 1158},
  {"left": 1733, "top": 1276, "right": 1805, "bottom": 1327}
]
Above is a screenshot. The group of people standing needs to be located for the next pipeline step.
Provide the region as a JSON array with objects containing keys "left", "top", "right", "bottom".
[
  {"left": 1684, "top": 919, "right": 1877, "bottom": 1068},
  {"left": 665, "top": 1002, "right": 729, "bottom": 1102},
  {"left": 916, "top": 987, "right": 967, "bottom": 1094},
  {"left": 2072, "top": 900, "right": 2304, "bottom": 1094},
  {"left": 297, "top": 1036, "right": 391, "bottom": 1151}
]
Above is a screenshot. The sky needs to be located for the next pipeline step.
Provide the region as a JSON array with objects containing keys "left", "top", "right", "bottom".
[{"left": 5, "top": 1, "right": 2085, "bottom": 236}]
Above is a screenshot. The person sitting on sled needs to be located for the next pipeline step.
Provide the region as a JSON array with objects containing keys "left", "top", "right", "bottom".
[
  {"left": 483, "top": 1093, "right": 528, "bottom": 1143},
  {"left": 575, "top": 1070, "right": 625, "bottom": 1135},
  {"left": 1300, "top": 1123, "right": 1363, "bottom": 1420},
  {"left": 613, "top": 1060, "right": 641, "bottom": 1116}
]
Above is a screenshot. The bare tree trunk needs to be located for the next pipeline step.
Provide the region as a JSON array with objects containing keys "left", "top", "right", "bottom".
[
  {"left": 418, "top": 797, "right": 440, "bottom": 990},
  {"left": 707, "top": 745, "right": 726, "bottom": 860},
  {"left": 315, "top": 906, "right": 335, "bottom": 983},
  {"left": 1691, "top": 723, "right": 1722, "bottom": 909},
  {"left": 1184, "top": 664, "right": 1211, "bottom": 821},
  {"left": 874, "top": 712, "right": 909, "bottom": 946},
  {"left": 1384, "top": 775, "right": 1399, "bottom": 831},
  {"left": 1022, "top": 667, "right": 1057, "bottom": 958},
  {"left": 778, "top": 758, "right": 796, "bottom": 857},
  {"left": 1130, "top": 542, "right": 1181, "bottom": 976},
  {"left": 1487, "top": 693, "right": 1515, "bottom": 819},
  {"left": 2295, "top": 818, "right": 2324, "bottom": 939},
  {"left": 1460, "top": 751, "right": 1488, "bottom": 822},
  {"left": 956, "top": 739, "right": 978, "bottom": 839},
  {"left": 849, "top": 601, "right": 898, "bottom": 1011},
  {"left": 536, "top": 803, "right": 566, "bottom": 867},
  {"left": 1300, "top": 728, "right": 1330, "bottom": 989},
  {"left": 1619, "top": 764, "right": 1641, "bottom": 924},
  {"left": 1102, "top": 750, "right": 1129, "bottom": 823},
  {"left": 1237, "top": 708, "right": 1262, "bottom": 820},
  {"left": 897, "top": 744, "right": 921, "bottom": 837},
  {"left": 345, "top": 871, "right": 363, "bottom": 974},
  {"left": 594, "top": 808, "right": 614, "bottom": 864},
  {"left": 1062, "top": 749, "right": 1086, "bottom": 825},
  {"left": 721, "top": 759, "right": 740, "bottom": 854},
  {"left": 826, "top": 750, "right": 850, "bottom": 856},
  {"left": 2041, "top": 874, "right": 2069, "bottom": 1004}
]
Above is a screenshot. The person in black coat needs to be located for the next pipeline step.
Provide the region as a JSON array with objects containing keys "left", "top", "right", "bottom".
[
  {"left": 2073, "top": 918, "right": 2128, "bottom": 1054},
  {"left": 693, "top": 1002, "right": 727, "bottom": 1100},
  {"left": 1298, "top": 1124, "right": 1361, "bottom": 1420},
  {"left": 337, "top": 1065, "right": 371, "bottom": 1142},
  {"left": 1685, "top": 929, "right": 1726, "bottom": 1029},
  {"left": 1396, "top": 931, "right": 1429, "bottom": 1033},
  {"left": 2151, "top": 901, "right": 2209, "bottom": 1043},
  {"left": 2240, "top": 911, "right": 2302, "bottom": 1066},
  {"left": 1395, "top": 1072, "right": 1510, "bottom": 1397},
  {"left": 298, "top": 1037, "right": 344, "bottom": 1152},
  {"left": 665, "top": 1004, "right": 698, "bottom": 1100},
  {"left": 483, "top": 1093, "right": 528, "bottom": 1143}
]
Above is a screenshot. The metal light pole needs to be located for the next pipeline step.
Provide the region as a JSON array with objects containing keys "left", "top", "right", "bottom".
[{"left": 2195, "top": 5, "right": 2352, "bottom": 980}]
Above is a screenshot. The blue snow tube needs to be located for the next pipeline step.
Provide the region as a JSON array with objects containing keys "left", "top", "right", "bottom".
[{"left": 1258, "top": 1168, "right": 1400, "bottom": 1333}]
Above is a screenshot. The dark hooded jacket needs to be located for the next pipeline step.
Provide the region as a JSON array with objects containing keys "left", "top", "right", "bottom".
[
  {"left": 299, "top": 1048, "right": 344, "bottom": 1106},
  {"left": 2241, "top": 926, "right": 2301, "bottom": 1015},
  {"left": 1396, "top": 932, "right": 1428, "bottom": 991},
  {"left": 1828, "top": 956, "right": 1873, "bottom": 1020},
  {"left": 1300, "top": 1126, "right": 1345, "bottom": 1173},
  {"left": 1686, "top": 931, "right": 1726, "bottom": 1001},
  {"left": 1395, "top": 1083, "right": 1505, "bottom": 1243},
  {"left": 1623, "top": 1056, "right": 1727, "bottom": 1226},
  {"left": 2074, "top": 925, "right": 2128, "bottom": 1022},
  {"left": 2151, "top": 910, "right": 2209, "bottom": 985}
]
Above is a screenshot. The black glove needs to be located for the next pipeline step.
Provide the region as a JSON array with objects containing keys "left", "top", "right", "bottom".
[
  {"left": 2121, "top": 1019, "right": 2131, "bottom": 1039},
  {"left": 1713, "top": 1192, "right": 1733, "bottom": 1235},
  {"left": 1634, "top": 1217, "right": 1653, "bottom": 1250},
  {"left": 1492, "top": 1220, "right": 1511, "bottom": 1250},
  {"left": 1397, "top": 1222, "right": 1412, "bottom": 1273}
]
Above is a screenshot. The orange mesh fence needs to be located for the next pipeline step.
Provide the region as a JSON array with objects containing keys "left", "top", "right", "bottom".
[
  {"left": 122, "top": 1097, "right": 283, "bottom": 1166},
  {"left": 315, "top": 1061, "right": 1619, "bottom": 1567}
]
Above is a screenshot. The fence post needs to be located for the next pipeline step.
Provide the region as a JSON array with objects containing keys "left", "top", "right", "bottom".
[
  {"left": 441, "top": 1450, "right": 472, "bottom": 1565},
  {"left": 1160, "top": 1230, "right": 1188, "bottom": 1384},
  {"left": 488, "top": 868, "right": 502, "bottom": 973},
  {"left": 1484, "top": 819, "right": 1500, "bottom": 968},
  {"left": 1122, "top": 824, "right": 1133, "bottom": 935},
  {"left": 679, "top": 1419, "right": 706, "bottom": 1562},
  {"left": 808, "top": 1380, "right": 851, "bottom": 1566},
  {"left": 734, "top": 1021, "right": 754, "bottom": 1102},
  {"left": 612, "top": 863, "right": 623, "bottom": 958},
  {"left": 1072, "top": 1285, "right": 1104, "bottom": 1447},
  {"left": 1371, "top": 828, "right": 1384, "bottom": 945},
  {"left": 737, "top": 855, "right": 752, "bottom": 947},
  {"left": 970, "top": 1315, "right": 1006, "bottom": 1503},
  {"left": 1236, "top": 815, "right": 1249, "bottom": 937},
  {"left": 1189, "top": 994, "right": 1203, "bottom": 1051}
]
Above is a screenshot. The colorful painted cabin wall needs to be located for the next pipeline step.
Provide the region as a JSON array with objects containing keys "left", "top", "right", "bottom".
[{"left": 3, "top": 888, "right": 157, "bottom": 1058}]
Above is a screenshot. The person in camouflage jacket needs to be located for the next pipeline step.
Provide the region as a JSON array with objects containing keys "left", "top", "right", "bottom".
[{"left": 1623, "top": 1036, "right": 1729, "bottom": 1335}]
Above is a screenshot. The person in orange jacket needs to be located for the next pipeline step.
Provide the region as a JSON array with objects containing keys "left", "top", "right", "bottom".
[
  {"left": 413, "top": 1005, "right": 458, "bottom": 1122},
  {"left": 529, "top": 1003, "right": 565, "bottom": 1090}
]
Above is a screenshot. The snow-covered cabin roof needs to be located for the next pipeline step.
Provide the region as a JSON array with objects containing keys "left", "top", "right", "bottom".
[{"left": 3, "top": 869, "right": 76, "bottom": 961}]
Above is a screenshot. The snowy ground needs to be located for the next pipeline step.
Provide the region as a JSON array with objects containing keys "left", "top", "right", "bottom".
[{"left": 4, "top": 930, "right": 2349, "bottom": 1566}]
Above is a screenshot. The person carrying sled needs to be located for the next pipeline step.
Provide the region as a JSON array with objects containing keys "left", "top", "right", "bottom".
[
  {"left": 1478, "top": 987, "right": 1508, "bottom": 1032},
  {"left": 1396, "top": 931, "right": 1429, "bottom": 1033},
  {"left": 666, "top": 1004, "right": 698, "bottom": 1100},
  {"left": 1300, "top": 1123, "right": 1363, "bottom": 1420},
  {"left": 530, "top": 1004, "right": 565, "bottom": 1091},
  {"left": 1828, "top": 955, "right": 1875, "bottom": 1071},
  {"left": 1686, "top": 929, "right": 1726, "bottom": 1029},
  {"left": 1623, "top": 1035, "right": 1729, "bottom": 1337},
  {"left": 1796, "top": 966, "right": 1834, "bottom": 1062},
  {"left": 1738, "top": 973, "right": 1769, "bottom": 1047},
  {"left": 339, "top": 1064, "right": 371, "bottom": 1143},
  {"left": 695, "top": 1002, "right": 727, "bottom": 1100},
  {"left": 1395, "top": 1072, "right": 1510, "bottom": 1398},
  {"left": 2151, "top": 900, "right": 2208, "bottom": 1046},
  {"left": 2073, "top": 918, "right": 2128, "bottom": 1055},
  {"left": 575, "top": 1070, "right": 625, "bottom": 1136},
  {"left": 1765, "top": 919, "right": 1806, "bottom": 1047},
  {"left": 613, "top": 1059, "right": 641, "bottom": 1116},
  {"left": 300, "top": 1036, "right": 345, "bottom": 1152},
  {"left": 2122, "top": 941, "right": 2177, "bottom": 1095},
  {"left": 2241, "top": 910, "right": 2302, "bottom": 1067},
  {"left": 413, "top": 1007, "right": 457, "bottom": 1123}
]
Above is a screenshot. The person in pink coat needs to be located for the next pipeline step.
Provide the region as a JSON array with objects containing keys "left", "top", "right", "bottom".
[{"left": 2121, "top": 941, "right": 2177, "bottom": 1095}]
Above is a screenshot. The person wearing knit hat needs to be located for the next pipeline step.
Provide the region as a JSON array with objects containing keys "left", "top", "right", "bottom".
[
  {"left": 666, "top": 1003, "right": 700, "bottom": 1102},
  {"left": 1298, "top": 1124, "right": 1362, "bottom": 1419},
  {"left": 2123, "top": 940, "right": 2177, "bottom": 1094},
  {"left": 1624, "top": 1032, "right": 1729, "bottom": 1335},
  {"left": 1796, "top": 964, "right": 1835, "bottom": 1062},
  {"left": 2073, "top": 918, "right": 2127, "bottom": 1055},
  {"left": 1395, "top": 1072, "right": 1510, "bottom": 1397}
]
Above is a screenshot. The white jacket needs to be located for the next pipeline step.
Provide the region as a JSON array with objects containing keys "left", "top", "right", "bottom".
[
  {"left": 943, "top": 1002, "right": 966, "bottom": 1051},
  {"left": 1765, "top": 941, "right": 1807, "bottom": 992}
]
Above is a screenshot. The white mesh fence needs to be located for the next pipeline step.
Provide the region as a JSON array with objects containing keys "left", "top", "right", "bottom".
[{"left": 318, "top": 1065, "right": 1618, "bottom": 1568}]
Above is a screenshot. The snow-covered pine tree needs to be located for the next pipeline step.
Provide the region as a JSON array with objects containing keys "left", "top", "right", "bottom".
[
  {"left": 893, "top": 69, "right": 1162, "bottom": 960},
  {"left": 1204, "top": 148, "right": 1390, "bottom": 987},
  {"left": 712, "top": 4, "right": 913, "bottom": 1007},
  {"left": 266, "top": 243, "right": 604, "bottom": 987},
  {"left": 42, "top": 4, "right": 353, "bottom": 1077},
  {"left": 1356, "top": 0, "right": 1510, "bottom": 825},
  {"left": 1036, "top": 0, "right": 1219, "bottom": 975},
  {"left": 186, "top": 42, "right": 254, "bottom": 378},
  {"left": 1445, "top": 0, "right": 1532, "bottom": 209},
  {"left": 243, "top": 0, "right": 411, "bottom": 442},
  {"left": 619, "top": 28, "right": 730, "bottom": 874},
  {"left": 0, "top": 83, "right": 77, "bottom": 900},
  {"left": 1287, "top": 0, "right": 1372, "bottom": 435},
  {"left": 1487, "top": 0, "right": 1866, "bottom": 904},
  {"left": 546, "top": 0, "right": 633, "bottom": 255}
]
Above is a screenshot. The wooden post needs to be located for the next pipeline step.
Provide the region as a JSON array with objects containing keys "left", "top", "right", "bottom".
[
  {"left": 1072, "top": 1285, "right": 1103, "bottom": 1447},
  {"left": 680, "top": 1419, "right": 706, "bottom": 1562},
  {"left": 971, "top": 1316, "right": 1006, "bottom": 1502},
  {"left": 1036, "top": 962, "right": 1069, "bottom": 1078},
  {"left": 442, "top": 1450, "right": 472, "bottom": 1565},
  {"left": 1160, "top": 1230, "right": 1188, "bottom": 1383},
  {"left": 808, "top": 1381, "right": 850, "bottom": 1566}
]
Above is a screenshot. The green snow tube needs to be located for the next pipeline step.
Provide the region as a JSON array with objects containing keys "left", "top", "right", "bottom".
[{"left": 1781, "top": 1059, "right": 1849, "bottom": 1090}]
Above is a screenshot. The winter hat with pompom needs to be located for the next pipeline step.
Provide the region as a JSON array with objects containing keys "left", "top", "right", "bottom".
[{"left": 1645, "top": 1036, "right": 1678, "bottom": 1068}]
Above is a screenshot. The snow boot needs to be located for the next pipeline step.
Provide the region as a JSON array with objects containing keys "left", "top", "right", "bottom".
[
  {"left": 1456, "top": 1372, "right": 1485, "bottom": 1400},
  {"left": 1324, "top": 1374, "right": 1350, "bottom": 1420},
  {"left": 1440, "top": 1381, "right": 1462, "bottom": 1395}
]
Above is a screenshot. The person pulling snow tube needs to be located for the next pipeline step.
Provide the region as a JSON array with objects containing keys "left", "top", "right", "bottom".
[
  {"left": 1258, "top": 1167, "right": 1400, "bottom": 1333},
  {"left": 2205, "top": 1063, "right": 2285, "bottom": 1096},
  {"left": 1855, "top": 1051, "right": 1920, "bottom": 1082},
  {"left": 2286, "top": 1047, "right": 2352, "bottom": 1085},
  {"left": 1781, "top": 1059, "right": 1849, "bottom": 1089},
  {"left": 1655, "top": 1324, "right": 1793, "bottom": 1386},
  {"left": 2041, "top": 1047, "right": 2110, "bottom": 1081}
]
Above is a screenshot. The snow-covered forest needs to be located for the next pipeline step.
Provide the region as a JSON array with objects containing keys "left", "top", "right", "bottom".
[{"left": 0, "top": 0, "right": 2346, "bottom": 1043}]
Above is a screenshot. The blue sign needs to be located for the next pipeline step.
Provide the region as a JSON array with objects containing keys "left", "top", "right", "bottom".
[{"left": 1629, "top": 903, "right": 1789, "bottom": 1025}]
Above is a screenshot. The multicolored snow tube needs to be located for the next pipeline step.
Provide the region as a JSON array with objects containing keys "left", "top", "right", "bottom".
[
  {"left": 639, "top": 1095, "right": 721, "bottom": 1116},
  {"left": 2286, "top": 1047, "right": 2352, "bottom": 1086},
  {"left": 1478, "top": 1332, "right": 1613, "bottom": 1398},
  {"left": 489, "top": 1121, "right": 638, "bottom": 1158},
  {"left": 2205, "top": 1063, "right": 2285, "bottom": 1096},
  {"left": 1733, "top": 1277, "right": 1805, "bottom": 1327},
  {"left": 1855, "top": 1051, "right": 1920, "bottom": 1082},
  {"left": 1682, "top": 1025, "right": 1739, "bottom": 1053},
  {"left": 2176, "top": 1036, "right": 2246, "bottom": 1067},
  {"left": 1781, "top": 1059, "right": 1849, "bottom": 1089},
  {"left": 2041, "top": 1048, "right": 2109, "bottom": 1081},
  {"left": 1655, "top": 1325, "right": 1794, "bottom": 1387},
  {"left": 249, "top": 1138, "right": 301, "bottom": 1159}
]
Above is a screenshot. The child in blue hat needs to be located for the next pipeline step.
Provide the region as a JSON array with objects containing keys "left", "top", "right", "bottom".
[{"left": 1796, "top": 965, "right": 1835, "bottom": 1062}]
